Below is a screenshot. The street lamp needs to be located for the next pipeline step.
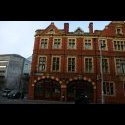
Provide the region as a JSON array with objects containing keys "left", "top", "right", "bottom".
[{"left": 99, "top": 40, "right": 105, "bottom": 104}]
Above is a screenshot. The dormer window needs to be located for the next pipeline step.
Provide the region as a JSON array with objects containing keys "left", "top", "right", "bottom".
[
  {"left": 49, "top": 29, "right": 55, "bottom": 34},
  {"left": 116, "top": 28, "right": 122, "bottom": 35},
  {"left": 74, "top": 27, "right": 84, "bottom": 35}
]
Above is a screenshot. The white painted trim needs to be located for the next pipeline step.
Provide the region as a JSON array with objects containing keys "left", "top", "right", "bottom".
[
  {"left": 37, "top": 55, "right": 47, "bottom": 72},
  {"left": 103, "top": 81, "right": 115, "bottom": 96},
  {"left": 84, "top": 57, "right": 94, "bottom": 73},
  {"left": 84, "top": 38, "right": 93, "bottom": 50},
  {"left": 102, "top": 58, "right": 110, "bottom": 74},
  {"left": 67, "top": 56, "right": 77, "bottom": 72},
  {"left": 98, "top": 38, "right": 108, "bottom": 51},
  {"left": 116, "top": 27, "right": 123, "bottom": 35},
  {"left": 67, "top": 38, "right": 77, "bottom": 49},
  {"left": 113, "top": 39, "right": 125, "bottom": 51},
  {"left": 40, "top": 38, "right": 49, "bottom": 49},
  {"left": 52, "top": 38, "right": 62, "bottom": 49},
  {"left": 51, "top": 56, "right": 61, "bottom": 72}
]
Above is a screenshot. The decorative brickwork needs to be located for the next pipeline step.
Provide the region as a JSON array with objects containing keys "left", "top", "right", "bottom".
[{"left": 29, "top": 21, "right": 125, "bottom": 104}]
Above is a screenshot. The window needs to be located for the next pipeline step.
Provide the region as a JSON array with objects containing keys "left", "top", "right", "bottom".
[
  {"left": 0, "top": 70, "right": 5, "bottom": 76},
  {"left": 49, "top": 29, "right": 55, "bottom": 34},
  {"left": 102, "top": 58, "right": 109, "bottom": 73},
  {"left": 68, "top": 57, "right": 76, "bottom": 72},
  {"left": 84, "top": 39, "right": 92, "bottom": 50},
  {"left": 99, "top": 39, "right": 107, "bottom": 50},
  {"left": 114, "top": 40, "right": 125, "bottom": 51},
  {"left": 103, "top": 82, "right": 115, "bottom": 96},
  {"left": 85, "top": 57, "right": 93, "bottom": 73},
  {"left": 52, "top": 57, "right": 60, "bottom": 72},
  {"left": 53, "top": 39, "right": 61, "bottom": 49},
  {"left": 0, "top": 71, "right": 5, "bottom": 73},
  {"left": 116, "top": 28, "right": 122, "bottom": 35},
  {"left": 38, "top": 57, "right": 47, "bottom": 72},
  {"left": 68, "top": 39, "right": 76, "bottom": 49},
  {"left": 116, "top": 58, "right": 125, "bottom": 74},
  {"left": 40, "top": 39, "right": 48, "bottom": 49}
]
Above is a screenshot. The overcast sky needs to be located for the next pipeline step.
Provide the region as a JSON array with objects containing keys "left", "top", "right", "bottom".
[{"left": 0, "top": 21, "right": 110, "bottom": 58}]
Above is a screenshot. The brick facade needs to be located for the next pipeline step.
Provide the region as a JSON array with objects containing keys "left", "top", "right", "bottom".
[{"left": 28, "top": 21, "right": 125, "bottom": 104}]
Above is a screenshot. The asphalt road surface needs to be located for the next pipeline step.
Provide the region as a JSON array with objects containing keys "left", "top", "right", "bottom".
[{"left": 0, "top": 96, "right": 74, "bottom": 104}]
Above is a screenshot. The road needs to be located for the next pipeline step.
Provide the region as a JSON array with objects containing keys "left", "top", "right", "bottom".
[{"left": 0, "top": 95, "right": 74, "bottom": 104}]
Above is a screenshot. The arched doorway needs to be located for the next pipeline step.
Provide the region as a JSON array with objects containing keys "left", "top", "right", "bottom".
[
  {"left": 67, "top": 80, "right": 94, "bottom": 102},
  {"left": 34, "top": 78, "right": 61, "bottom": 100}
]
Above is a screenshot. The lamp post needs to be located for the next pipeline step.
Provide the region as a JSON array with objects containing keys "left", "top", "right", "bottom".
[{"left": 99, "top": 40, "right": 105, "bottom": 104}]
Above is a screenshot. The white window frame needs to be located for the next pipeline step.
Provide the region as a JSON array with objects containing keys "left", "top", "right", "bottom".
[
  {"left": 98, "top": 39, "right": 108, "bottom": 51},
  {"left": 53, "top": 38, "right": 62, "bottom": 49},
  {"left": 67, "top": 38, "right": 76, "bottom": 49},
  {"left": 67, "top": 56, "right": 76, "bottom": 72},
  {"left": 51, "top": 56, "right": 61, "bottom": 72},
  {"left": 102, "top": 58, "right": 110, "bottom": 74},
  {"left": 84, "top": 38, "right": 93, "bottom": 50},
  {"left": 116, "top": 27, "right": 123, "bottom": 35},
  {"left": 40, "top": 38, "right": 49, "bottom": 49},
  {"left": 38, "top": 56, "right": 47, "bottom": 72},
  {"left": 103, "top": 81, "right": 115, "bottom": 96},
  {"left": 113, "top": 40, "right": 125, "bottom": 51},
  {"left": 115, "top": 58, "right": 125, "bottom": 75},
  {"left": 84, "top": 57, "right": 94, "bottom": 73}
]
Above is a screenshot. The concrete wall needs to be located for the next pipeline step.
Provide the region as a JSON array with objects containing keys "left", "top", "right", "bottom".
[{"left": 6, "top": 55, "right": 24, "bottom": 90}]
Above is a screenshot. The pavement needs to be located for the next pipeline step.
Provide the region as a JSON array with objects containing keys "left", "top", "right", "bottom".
[{"left": 0, "top": 95, "right": 74, "bottom": 104}]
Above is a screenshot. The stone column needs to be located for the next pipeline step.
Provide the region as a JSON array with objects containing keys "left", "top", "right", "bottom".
[{"left": 61, "top": 84, "right": 67, "bottom": 101}]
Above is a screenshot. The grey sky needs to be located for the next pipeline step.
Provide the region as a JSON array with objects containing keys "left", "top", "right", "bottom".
[{"left": 0, "top": 21, "right": 110, "bottom": 58}]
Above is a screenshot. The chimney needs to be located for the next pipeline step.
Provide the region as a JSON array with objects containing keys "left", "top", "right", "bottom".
[
  {"left": 51, "top": 22, "right": 54, "bottom": 25},
  {"left": 89, "top": 22, "right": 93, "bottom": 34},
  {"left": 64, "top": 23, "right": 69, "bottom": 34}
]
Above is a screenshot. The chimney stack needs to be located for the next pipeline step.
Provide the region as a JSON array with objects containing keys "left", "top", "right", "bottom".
[
  {"left": 64, "top": 23, "right": 69, "bottom": 34},
  {"left": 89, "top": 22, "right": 93, "bottom": 34}
]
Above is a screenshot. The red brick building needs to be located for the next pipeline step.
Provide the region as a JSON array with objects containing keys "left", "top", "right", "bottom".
[{"left": 28, "top": 21, "right": 125, "bottom": 104}]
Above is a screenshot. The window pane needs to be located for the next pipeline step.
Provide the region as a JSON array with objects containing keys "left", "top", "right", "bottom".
[
  {"left": 52, "top": 57, "right": 60, "bottom": 71},
  {"left": 38, "top": 57, "right": 46, "bottom": 72},
  {"left": 68, "top": 58, "right": 75, "bottom": 72},
  {"left": 103, "top": 82, "right": 114, "bottom": 95},
  {"left": 85, "top": 58, "right": 93, "bottom": 73}
]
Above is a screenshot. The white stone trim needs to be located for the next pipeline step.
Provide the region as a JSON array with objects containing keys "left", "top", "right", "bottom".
[
  {"left": 51, "top": 56, "right": 61, "bottom": 72},
  {"left": 67, "top": 56, "right": 77, "bottom": 72}
]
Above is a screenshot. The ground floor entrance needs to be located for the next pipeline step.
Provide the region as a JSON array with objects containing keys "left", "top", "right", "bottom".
[
  {"left": 33, "top": 77, "right": 95, "bottom": 102},
  {"left": 67, "top": 80, "right": 94, "bottom": 103},
  {"left": 34, "top": 78, "right": 61, "bottom": 100}
]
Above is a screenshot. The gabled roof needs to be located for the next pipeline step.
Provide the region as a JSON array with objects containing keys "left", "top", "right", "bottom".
[
  {"left": 74, "top": 27, "right": 84, "bottom": 34},
  {"left": 100, "top": 21, "right": 125, "bottom": 37},
  {"left": 41, "top": 22, "right": 62, "bottom": 35}
]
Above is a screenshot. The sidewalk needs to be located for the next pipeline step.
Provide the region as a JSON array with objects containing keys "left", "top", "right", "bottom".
[{"left": 0, "top": 95, "right": 74, "bottom": 104}]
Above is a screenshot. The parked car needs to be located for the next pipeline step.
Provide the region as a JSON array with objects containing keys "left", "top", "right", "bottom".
[
  {"left": 7, "top": 90, "right": 21, "bottom": 99},
  {"left": 13, "top": 92, "right": 21, "bottom": 99},
  {"left": 2, "top": 89, "right": 11, "bottom": 97}
]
